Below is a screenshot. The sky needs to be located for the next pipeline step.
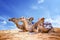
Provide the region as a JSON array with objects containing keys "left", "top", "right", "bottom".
[{"left": 0, "top": 0, "right": 60, "bottom": 30}]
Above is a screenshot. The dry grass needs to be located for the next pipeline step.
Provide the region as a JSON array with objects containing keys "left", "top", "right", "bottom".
[{"left": 0, "top": 28, "right": 60, "bottom": 40}]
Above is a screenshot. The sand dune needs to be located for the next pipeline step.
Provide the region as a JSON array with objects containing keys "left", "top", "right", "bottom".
[
  {"left": 53, "top": 28, "right": 60, "bottom": 33},
  {"left": 0, "top": 28, "right": 60, "bottom": 40}
]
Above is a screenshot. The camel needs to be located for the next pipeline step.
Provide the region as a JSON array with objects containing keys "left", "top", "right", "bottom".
[
  {"left": 18, "top": 17, "right": 34, "bottom": 32},
  {"left": 9, "top": 17, "right": 53, "bottom": 33},
  {"left": 9, "top": 17, "right": 34, "bottom": 32},
  {"left": 9, "top": 18, "right": 26, "bottom": 32},
  {"left": 19, "top": 17, "right": 53, "bottom": 33},
  {"left": 26, "top": 17, "right": 34, "bottom": 25},
  {"left": 31, "top": 18, "right": 45, "bottom": 33},
  {"left": 9, "top": 17, "right": 42, "bottom": 32},
  {"left": 31, "top": 17, "right": 54, "bottom": 33},
  {"left": 36, "top": 18, "right": 54, "bottom": 33},
  {"left": 44, "top": 22, "right": 54, "bottom": 33},
  {"left": 19, "top": 17, "right": 47, "bottom": 33}
]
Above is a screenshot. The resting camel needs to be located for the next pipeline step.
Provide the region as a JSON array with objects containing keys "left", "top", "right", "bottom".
[
  {"left": 19, "top": 17, "right": 34, "bottom": 32},
  {"left": 9, "top": 17, "right": 34, "bottom": 32},
  {"left": 31, "top": 18, "right": 45, "bottom": 33},
  {"left": 9, "top": 17, "right": 53, "bottom": 33},
  {"left": 36, "top": 18, "right": 54, "bottom": 33},
  {"left": 31, "top": 18, "right": 53, "bottom": 33},
  {"left": 9, "top": 18, "right": 26, "bottom": 32},
  {"left": 26, "top": 17, "right": 34, "bottom": 25},
  {"left": 19, "top": 17, "right": 46, "bottom": 33},
  {"left": 19, "top": 17, "right": 53, "bottom": 33}
]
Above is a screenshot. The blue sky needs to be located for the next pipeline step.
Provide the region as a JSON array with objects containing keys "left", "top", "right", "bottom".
[{"left": 0, "top": 0, "right": 60, "bottom": 30}]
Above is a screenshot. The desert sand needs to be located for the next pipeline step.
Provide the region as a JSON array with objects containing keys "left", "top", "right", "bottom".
[{"left": 0, "top": 28, "right": 60, "bottom": 40}]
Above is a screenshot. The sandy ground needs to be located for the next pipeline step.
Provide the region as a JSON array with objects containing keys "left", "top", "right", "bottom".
[{"left": 0, "top": 30, "right": 60, "bottom": 40}]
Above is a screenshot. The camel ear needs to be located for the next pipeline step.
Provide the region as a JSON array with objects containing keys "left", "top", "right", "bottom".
[{"left": 39, "top": 17, "right": 45, "bottom": 20}]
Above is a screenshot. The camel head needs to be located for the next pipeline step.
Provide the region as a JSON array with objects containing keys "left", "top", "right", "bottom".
[
  {"left": 28, "top": 17, "right": 34, "bottom": 21},
  {"left": 19, "top": 17, "right": 26, "bottom": 22},
  {"left": 38, "top": 17, "right": 45, "bottom": 23},
  {"left": 39, "top": 17, "right": 45, "bottom": 20},
  {"left": 9, "top": 18, "right": 18, "bottom": 23}
]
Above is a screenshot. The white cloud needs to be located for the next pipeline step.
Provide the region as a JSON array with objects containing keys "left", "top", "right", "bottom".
[
  {"left": 45, "top": 18, "right": 53, "bottom": 23},
  {"left": 45, "top": 17, "right": 60, "bottom": 28},
  {"left": 42, "top": 9, "right": 60, "bottom": 28},
  {"left": 31, "top": 6, "right": 38, "bottom": 9},
  {"left": 30, "top": 0, "right": 60, "bottom": 28},
  {"left": 0, "top": 16, "right": 21, "bottom": 30},
  {"left": 1, "top": 21, "right": 7, "bottom": 25},
  {"left": 37, "top": 0, "right": 44, "bottom": 4},
  {"left": 31, "top": 0, "right": 45, "bottom": 10},
  {"left": 52, "top": 8, "right": 60, "bottom": 14},
  {"left": 31, "top": 5, "right": 45, "bottom": 10},
  {"left": 0, "top": 16, "right": 8, "bottom": 25},
  {"left": 9, "top": 25, "right": 17, "bottom": 29},
  {"left": 8, "top": 25, "right": 22, "bottom": 31}
]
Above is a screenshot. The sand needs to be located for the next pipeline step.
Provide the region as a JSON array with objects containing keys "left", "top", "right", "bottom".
[{"left": 0, "top": 30, "right": 60, "bottom": 40}]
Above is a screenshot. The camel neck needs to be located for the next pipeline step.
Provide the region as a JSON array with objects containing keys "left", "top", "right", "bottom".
[
  {"left": 14, "top": 22, "right": 20, "bottom": 27},
  {"left": 22, "top": 20, "right": 28, "bottom": 29}
]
